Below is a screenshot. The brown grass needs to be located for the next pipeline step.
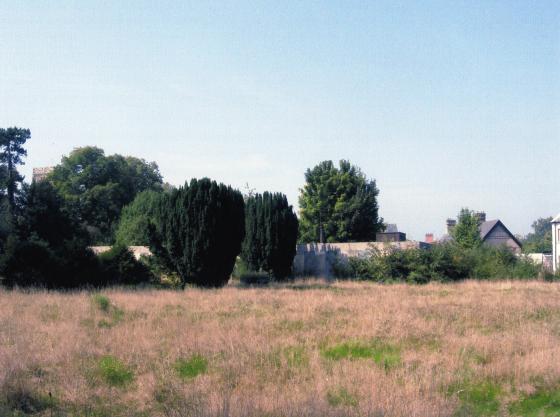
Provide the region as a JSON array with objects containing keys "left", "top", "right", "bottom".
[{"left": 1, "top": 280, "right": 560, "bottom": 416}]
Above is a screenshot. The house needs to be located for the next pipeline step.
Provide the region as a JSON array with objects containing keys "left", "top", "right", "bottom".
[
  {"left": 439, "top": 212, "right": 522, "bottom": 253},
  {"left": 32, "top": 166, "right": 54, "bottom": 182},
  {"left": 552, "top": 213, "right": 560, "bottom": 273}
]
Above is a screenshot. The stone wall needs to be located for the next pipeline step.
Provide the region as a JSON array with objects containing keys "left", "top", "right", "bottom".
[{"left": 293, "top": 241, "right": 431, "bottom": 278}]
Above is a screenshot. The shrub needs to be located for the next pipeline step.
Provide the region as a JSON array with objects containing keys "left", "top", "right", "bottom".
[
  {"left": 336, "top": 243, "right": 542, "bottom": 283},
  {"left": 98, "top": 245, "right": 154, "bottom": 285},
  {"left": 149, "top": 178, "right": 245, "bottom": 287}
]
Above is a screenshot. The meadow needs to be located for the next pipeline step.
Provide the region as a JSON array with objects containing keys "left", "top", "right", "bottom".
[{"left": 1, "top": 280, "right": 560, "bottom": 417}]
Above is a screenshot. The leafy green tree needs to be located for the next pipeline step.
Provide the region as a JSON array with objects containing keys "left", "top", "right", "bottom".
[
  {"left": 149, "top": 178, "right": 245, "bottom": 287},
  {"left": 241, "top": 192, "right": 299, "bottom": 279},
  {"left": 48, "top": 146, "right": 163, "bottom": 244},
  {"left": 298, "top": 160, "right": 383, "bottom": 243},
  {"left": 0, "top": 181, "right": 101, "bottom": 288},
  {"left": 98, "top": 245, "right": 154, "bottom": 285},
  {"left": 452, "top": 208, "right": 482, "bottom": 249},
  {"left": 115, "top": 190, "right": 163, "bottom": 246},
  {"left": 0, "top": 127, "right": 30, "bottom": 212},
  {"left": 522, "top": 217, "right": 553, "bottom": 253}
]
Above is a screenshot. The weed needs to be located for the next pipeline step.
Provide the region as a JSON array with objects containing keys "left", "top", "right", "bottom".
[
  {"left": 97, "top": 356, "right": 134, "bottom": 387},
  {"left": 92, "top": 294, "right": 110, "bottom": 312},
  {"left": 448, "top": 380, "right": 501, "bottom": 417},
  {"left": 321, "top": 339, "right": 401, "bottom": 370},
  {"left": 174, "top": 354, "right": 208, "bottom": 380},
  {"left": 283, "top": 346, "right": 309, "bottom": 369},
  {"left": 509, "top": 386, "right": 560, "bottom": 417},
  {"left": 326, "top": 387, "right": 359, "bottom": 407}
]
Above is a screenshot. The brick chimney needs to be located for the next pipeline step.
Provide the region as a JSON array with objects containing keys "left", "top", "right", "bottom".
[
  {"left": 475, "top": 211, "right": 486, "bottom": 223},
  {"left": 425, "top": 233, "right": 434, "bottom": 243},
  {"left": 446, "top": 219, "right": 457, "bottom": 235}
]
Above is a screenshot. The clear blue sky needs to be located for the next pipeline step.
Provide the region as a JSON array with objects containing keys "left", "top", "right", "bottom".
[{"left": 1, "top": 1, "right": 559, "bottom": 239}]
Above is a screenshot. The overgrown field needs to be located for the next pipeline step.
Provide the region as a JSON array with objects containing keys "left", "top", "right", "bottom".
[{"left": 1, "top": 280, "right": 560, "bottom": 417}]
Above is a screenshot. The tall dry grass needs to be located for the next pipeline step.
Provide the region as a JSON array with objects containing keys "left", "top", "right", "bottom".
[{"left": 1, "top": 280, "right": 559, "bottom": 416}]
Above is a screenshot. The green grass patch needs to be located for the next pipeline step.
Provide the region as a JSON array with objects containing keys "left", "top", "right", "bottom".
[
  {"left": 321, "top": 339, "right": 401, "bottom": 370},
  {"left": 92, "top": 294, "right": 111, "bottom": 312},
  {"left": 174, "top": 354, "right": 208, "bottom": 380},
  {"left": 509, "top": 386, "right": 560, "bottom": 417},
  {"left": 326, "top": 387, "right": 358, "bottom": 407},
  {"left": 97, "top": 356, "right": 134, "bottom": 387},
  {"left": 448, "top": 380, "right": 501, "bottom": 417}
]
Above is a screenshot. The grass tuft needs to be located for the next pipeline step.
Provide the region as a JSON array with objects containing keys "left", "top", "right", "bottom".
[
  {"left": 326, "top": 387, "right": 359, "bottom": 407},
  {"left": 321, "top": 339, "right": 401, "bottom": 370},
  {"left": 92, "top": 294, "right": 111, "bottom": 312},
  {"left": 449, "top": 380, "right": 501, "bottom": 417},
  {"left": 509, "top": 386, "right": 560, "bottom": 417},
  {"left": 174, "top": 354, "right": 208, "bottom": 380},
  {"left": 97, "top": 356, "right": 134, "bottom": 387}
]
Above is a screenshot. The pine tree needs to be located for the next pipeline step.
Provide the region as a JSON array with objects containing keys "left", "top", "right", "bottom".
[
  {"left": 149, "top": 178, "right": 245, "bottom": 287},
  {"left": 0, "top": 127, "right": 30, "bottom": 212}
]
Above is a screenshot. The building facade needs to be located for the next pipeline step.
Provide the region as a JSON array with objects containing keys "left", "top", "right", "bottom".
[
  {"left": 32, "top": 167, "right": 54, "bottom": 182},
  {"left": 553, "top": 214, "right": 560, "bottom": 273}
]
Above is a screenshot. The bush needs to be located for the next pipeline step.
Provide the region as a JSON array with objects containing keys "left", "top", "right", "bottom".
[
  {"left": 99, "top": 245, "right": 154, "bottom": 285},
  {"left": 336, "top": 243, "right": 542, "bottom": 283},
  {"left": 148, "top": 178, "right": 245, "bottom": 287}
]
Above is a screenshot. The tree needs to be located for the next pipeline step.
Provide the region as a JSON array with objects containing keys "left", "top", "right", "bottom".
[
  {"left": 148, "top": 178, "right": 245, "bottom": 287},
  {"left": 241, "top": 192, "right": 299, "bottom": 279},
  {"left": 298, "top": 160, "right": 383, "bottom": 243},
  {"left": 0, "top": 181, "right": 101, "bottom": 288},
  {"left": 523, "top": 217, "right": 553, "bottom": 253},
  {"left": 48, "top": 146, "right": 163, "bottom": 244},
  {"left": 452, "top": 208, "right": 482, "bottom": 249},
  {"left": 0, "top": 127, "right": 30, "bottom": 212},
  {"left": 115, "top": 190, "right": 163, "bottom": 246}
]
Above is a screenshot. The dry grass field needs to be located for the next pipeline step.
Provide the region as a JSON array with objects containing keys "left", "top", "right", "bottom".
[{"left": 1, "top": 280, "right": 560, "bottom": 417}]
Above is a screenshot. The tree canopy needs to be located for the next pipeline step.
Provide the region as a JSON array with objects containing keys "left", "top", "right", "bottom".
[
  {"left": 115, "top": 190, "right": 163, "bottom": 246},
  {"left": 452, "top": 208, "right": 482, "bottom": 249},
  {"left": 48, "top": 146, "right": 163, "bottom": 244},
  {"left": 241, "top": 192, "right": 299, "bottom": 279},
  {"left": 0, "top": 127, "right": 29, "bottom": 212},
  {"left": 298, "top": 160, "right": 383, "bottom": 243},
  {"left": 523, "top": 216, "right": 553, "bottom": 253}
]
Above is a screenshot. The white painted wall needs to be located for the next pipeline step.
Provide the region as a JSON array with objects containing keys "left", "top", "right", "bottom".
[{"left": 553, "top": 218, "right": 560, "bottom": 273}]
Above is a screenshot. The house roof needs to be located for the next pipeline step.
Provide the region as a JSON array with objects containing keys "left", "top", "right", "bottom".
[
  {"left": 479, "top": 220, "right": 500, "bottom": 240},
  {"left": 479, "top": 219, "right": 522, "bottom": 248},
  {"left": 552, "top": 213, "right": 560, "bottom": 223}
]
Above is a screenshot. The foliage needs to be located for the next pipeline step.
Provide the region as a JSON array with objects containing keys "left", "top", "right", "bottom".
[
  {"left": 115, "top": 190, "right": 163, "bottom": 246},
  {"left": 174, "top": 355, "right": 208, "bottom": 379},
  {"left": 148, "top": 178, "right": 245, "bottom": 287},
  {"left": 321, "top": 339, "right": 401, "bottom": 369},
  {"left": 241, "top": 192, "right": 299, "bottom": 279},
  {"left": 0, "top": 126, "right": 29, "bottom": 212},
  {"left": 98, "top": 245, "right": 154, "bottom": 285},
  {"left": 97, "top": 356, "right": 134, "bottom": 387},
  {"left": 298, "top": 160, "right": 383, "bottom": 243},
  {"left": 522, "top": 216, "right": 553, "bottom": 253},
  {"left": 0, "top": 181, "right": 103, "bottom": 288},
  {"left": 48, "top": 146, "right": 163, "bottom": 244},
  {"left": 337, "top": 243, "right": 541, "bottom": 283},
  {"left": 452, "top": 208, "right": 483, "bottom": 249}
]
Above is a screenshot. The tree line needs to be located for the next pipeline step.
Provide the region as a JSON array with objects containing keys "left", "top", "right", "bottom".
[{"left": 1, "top": 127, "right": 384, "bottom": 288}]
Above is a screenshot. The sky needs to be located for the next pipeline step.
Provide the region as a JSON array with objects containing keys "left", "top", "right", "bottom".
[{"left": 1, "top": 1, "right": 559, "bottom": 240}]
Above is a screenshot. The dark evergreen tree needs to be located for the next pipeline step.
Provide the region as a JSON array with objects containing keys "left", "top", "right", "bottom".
[
  {"left": 149, "top": 178, "right": 245, "bottom": 287},
  {"left": 0, "top": 127, "right": 30, "bottom": 212},
  {"left": 241, "top": 192, "right": 299, "bottom": 279},
  {"left": 0, "top": 181, "right": 102, "bottom": 288}
]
